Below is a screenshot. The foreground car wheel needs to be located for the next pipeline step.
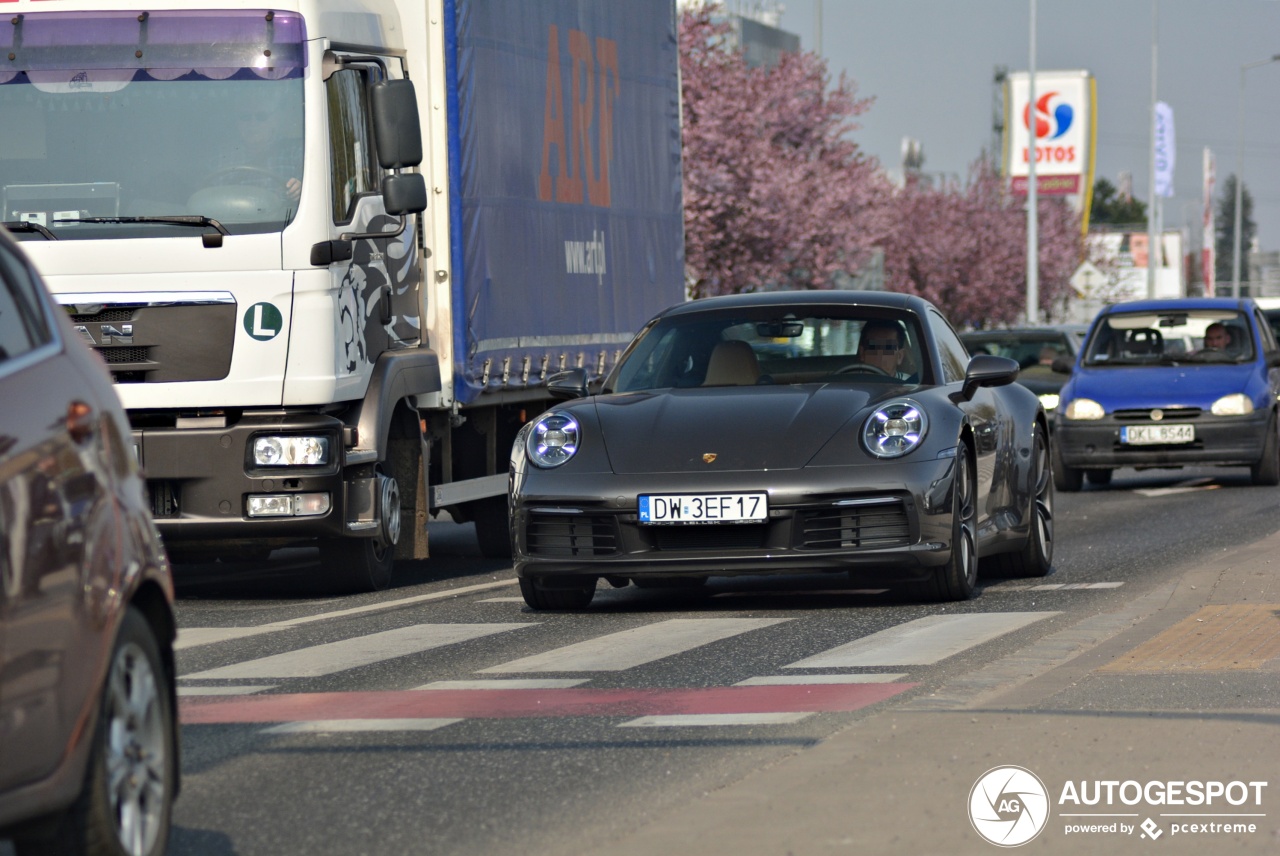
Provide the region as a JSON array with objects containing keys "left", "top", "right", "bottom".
[
  {"left": 987, "top": 425, "right": 1053, "bottom": 578},
  {"left": 519, "top": 576, "right": 597, "bottom": 610},
  {"left": 1250, "top": 415, "right": 1280, "bottom": 486},
  {"left": 1051, "top": 439, "right": 1083, "bottom": 492},
  {"left": 919, "top": 442, "right": 977, "bottom": 601},
  {"left": 16, "top": 607, "right": 176, "bottom": 856}
]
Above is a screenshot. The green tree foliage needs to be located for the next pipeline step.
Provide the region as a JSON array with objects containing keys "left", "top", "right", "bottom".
[
  {"left": 1089, "top": 178, "right": 1147, "bottom": 226},
  {"left": 1214, "top": 174, "right": 1255, "bottom": 285}
]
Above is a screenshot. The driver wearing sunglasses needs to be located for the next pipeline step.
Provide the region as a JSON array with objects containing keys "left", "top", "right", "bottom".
[{"left": 857, "top": 320, "right": 913, "bottom": 380}]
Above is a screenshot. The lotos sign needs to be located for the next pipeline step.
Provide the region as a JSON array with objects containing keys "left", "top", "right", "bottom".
[{"left": 1005, "top": 70, "right": 1095, "bottom": 201}]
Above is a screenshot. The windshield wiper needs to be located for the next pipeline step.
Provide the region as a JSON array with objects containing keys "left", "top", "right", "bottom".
[
  {"left": 52, "top": 215, "right": 230, "bottom": 235},
  {"left": 2, "top": 220, "right": 58, "bottom": 240}
]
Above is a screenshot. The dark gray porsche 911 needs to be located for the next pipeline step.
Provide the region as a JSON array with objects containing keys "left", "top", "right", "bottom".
[{"left": 509, "top": 291, "right": 1054, "bottom": 610}]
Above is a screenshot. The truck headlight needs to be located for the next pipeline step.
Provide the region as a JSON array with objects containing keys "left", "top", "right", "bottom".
[
  {"left": 253, "top": 435, "right": 331, "bottom": 466},
  {"left": 1210, "top": 393, "right": 1253, "bottom": 416}
]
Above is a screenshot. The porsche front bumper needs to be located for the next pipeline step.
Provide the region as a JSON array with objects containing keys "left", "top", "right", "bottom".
[{"left": 511, "top": 456, "right": 961, "bottom": 584}]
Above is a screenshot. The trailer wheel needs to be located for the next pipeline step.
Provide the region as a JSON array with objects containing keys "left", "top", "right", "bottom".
[{"left": 320, "top": 466, "right": 399, "bottom": 593}]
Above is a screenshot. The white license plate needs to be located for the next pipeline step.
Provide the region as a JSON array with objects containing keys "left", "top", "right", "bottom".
[
  {"left": 638, "top": 493, "right": 767, "bottom": 525},
  {"left": 1121, "top": 424, "right": 1195, "bottom": 445}
]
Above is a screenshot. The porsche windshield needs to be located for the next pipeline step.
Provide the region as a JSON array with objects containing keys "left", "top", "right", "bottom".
[
  {"left": 611, "top": 309, "right": 928, "bottom": 392},
  {"left": 1082, "top": 309, "right": 1255, "bottom": 366},
  {"left": 0, "top": 10, "right": 306, "bottom": 239}
]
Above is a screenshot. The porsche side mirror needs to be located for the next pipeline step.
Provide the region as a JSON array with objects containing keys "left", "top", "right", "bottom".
[
  {"left": 546, "top": 367, "right": 590, "bottom": 400},
  {"left": 1051, "top": 354, "right": 1074, "bottom": 373},
  {"left": 959, "top": 354, "right": 1019, "bottom": 401}
]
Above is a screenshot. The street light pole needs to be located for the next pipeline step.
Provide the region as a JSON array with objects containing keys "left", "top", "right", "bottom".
[
  {"left": 1232, "top": 54, "right": 1280, "bottom": 298},
  {"left": 1026, "top": 0, "right": 1038, "bottom": 325}
]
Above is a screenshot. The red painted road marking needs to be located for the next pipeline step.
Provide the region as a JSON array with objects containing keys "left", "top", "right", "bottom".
[{"left": 181, "top": 683, "right": 918, "bottom": 724}]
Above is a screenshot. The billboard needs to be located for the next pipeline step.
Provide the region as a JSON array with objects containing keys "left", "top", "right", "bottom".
[{"left": 1004, "top": 70, "right": 1096, "bottom": 217}]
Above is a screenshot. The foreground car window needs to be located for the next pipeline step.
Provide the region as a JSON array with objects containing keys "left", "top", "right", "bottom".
[
  {"left": 612, "top": 309, "right": 927, "bottom": 392},
  {"left": 1082, "top": 310, "right": 1255, "bottom": 366},
  {"left": 0, "top": 246, "right": 53, "bottom": 360}
]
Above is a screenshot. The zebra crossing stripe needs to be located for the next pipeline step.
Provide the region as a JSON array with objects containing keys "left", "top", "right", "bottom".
[
  {"left": 735, "top": 674, "right": 907, "bottom": 686},
  {"left": 185, "top": 623, "right": 533, "bottom": 680},
  {"left": 619, "top": 713, "right": 813, "bottom": 727},
  {"left": 480, "top": 618, "right": 789, "bottom": 673},
  {"left": 180, "top": 682, "right": 916, "bottom": 724},
  {"left": 782, "top": 612, "right": 1057, "bottom": 669}
]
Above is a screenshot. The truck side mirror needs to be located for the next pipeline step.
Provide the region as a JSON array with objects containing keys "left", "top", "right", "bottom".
[
  {"left": 370, "top": 79, "right": 423, "bottom": 169},
  {"left": 383, "top": 173, "right": 427, "bottom": 215}
]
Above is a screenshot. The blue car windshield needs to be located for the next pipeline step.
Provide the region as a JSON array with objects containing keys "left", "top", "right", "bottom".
[
  {"left": 1082, "top": 310, "right": 1255, "bottom": 366},
  {"left": 610, "top": 309, "right": 929, "bottom": 392}
]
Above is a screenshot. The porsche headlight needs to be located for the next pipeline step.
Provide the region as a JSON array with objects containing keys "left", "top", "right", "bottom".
[
  {"left": 1063, "top": 398, "right": 1105, "bottom": 420},
  {"left": 1038, "top": 393, "right": 1060, "bottom": 412},
  {"left": 863, "top": 400, "right": 927, "bottom": 458},
  {"left": 1211, "top": 393, "right": 1253, "bottom": 416},
  {"left": 527, "top": 413, "right": 580, "bottom": 468}
]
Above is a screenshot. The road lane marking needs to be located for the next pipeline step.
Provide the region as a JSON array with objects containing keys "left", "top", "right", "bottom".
[
  {"left": 414, "top": 679, "right": 589, "bottom": 690},
  {"left": 782, "top": 612, "right": 1058, "bottom": 669},
  {"left": 180, "top": 682, "right": 917, "bottom": 724},
  {"left": 734, "top": 674, "right": 907, "bottom": 686},
  {"left": 984, "top": 582, "right": 1124, "bottom": 592},
  {"left": 480, "top": 618, "right": 789, "bottom": 673},
  {"left": 619, "top": 713, "right": 813, "bottom": 727},
  {"left": 1134, "top": 478, "right": 1216, "bottom": 497},
  {"left": 262, "top": 718, "right": 463, "bottom": 734},
  {"left": 178, "top": 685, "right": 276, "bottom": 697},
  {"left": 185, "top": 623, "right": 533, "bottom": 680},
  {"left": 175, "top": 579, "right": 520, "bottom": 650}
]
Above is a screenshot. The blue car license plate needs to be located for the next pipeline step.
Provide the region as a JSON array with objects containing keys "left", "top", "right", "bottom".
[
  {"left": 638, "top": 493, "right": 768, "bottom": 524},
  {"left": 1121, "top": 424, "right": 1195, "bottom": 445}
]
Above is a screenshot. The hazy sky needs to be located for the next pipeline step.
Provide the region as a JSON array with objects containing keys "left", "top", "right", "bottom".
[{"left": 769, "top": 0, "right": 1280, "bottom": 252}]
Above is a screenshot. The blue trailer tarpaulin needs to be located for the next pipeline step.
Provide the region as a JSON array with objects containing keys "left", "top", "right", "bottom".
[{"left": 444, "top": 0, "right": 684, "bottom": 404}]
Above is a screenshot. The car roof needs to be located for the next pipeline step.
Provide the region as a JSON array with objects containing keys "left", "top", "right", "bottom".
[
  {"left": 660, "top": 290, "right": 933, "bottom": 318},
  {"left": 1097, "top": 297, "right": 1257, "bottom": 315}
]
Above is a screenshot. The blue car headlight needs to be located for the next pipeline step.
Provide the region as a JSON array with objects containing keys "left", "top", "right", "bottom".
[
  {"left": 1210, "top": 393, "right": 1253, "bottom": 416},
  {"left": 527, "top": 413, "right": 580, "bottom": 468},
  {"left": 863, "top": 400, "right": 927, "bottom": 458}
]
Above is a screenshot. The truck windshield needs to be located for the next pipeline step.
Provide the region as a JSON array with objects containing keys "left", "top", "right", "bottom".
[{"left": 0, "top": 10, "right": 306, "bottom": 239}]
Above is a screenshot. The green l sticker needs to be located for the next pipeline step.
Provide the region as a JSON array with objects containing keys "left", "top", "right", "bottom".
[{"left": 244, "top": 302, "right": 282, "bottom": 341}]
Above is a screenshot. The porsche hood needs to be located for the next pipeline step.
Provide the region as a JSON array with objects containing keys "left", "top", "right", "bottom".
[{"left": 585, "top": 385, "right": 897, "bottom": 474}]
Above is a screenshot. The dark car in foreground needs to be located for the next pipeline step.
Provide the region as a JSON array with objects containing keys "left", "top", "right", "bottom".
[
  {"left": 1054, "top": 297, "right": 1280, "bottom": 490},
  {"left": 0, "top": 226, "right": 178, "bottom": 856},
  {"left": 960, "top": 325, "right": 1087, "bottom": 420},
  {"left": 509, "top": 290, "right": 1055, "bottom": 610}
]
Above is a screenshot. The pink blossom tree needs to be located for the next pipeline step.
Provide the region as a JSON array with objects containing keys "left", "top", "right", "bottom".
[
  {"left": 679, "top": 5, "right": 893, "bottom": 298},
  {"left": 678, "top": 4, "right": 1083, "bottom": 323}
]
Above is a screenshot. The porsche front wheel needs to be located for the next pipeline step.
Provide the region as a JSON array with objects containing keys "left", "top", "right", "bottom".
[
  {"left": 919, "top": 442, "right": 977, "bottom": 602},
  {"left": 519, "top": 576, "right": 597, "bottom": 610}
]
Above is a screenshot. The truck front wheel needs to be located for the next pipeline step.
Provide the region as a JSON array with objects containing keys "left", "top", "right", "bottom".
[{"left": 320, "top": 467, "right": 400, "bottom": 593}]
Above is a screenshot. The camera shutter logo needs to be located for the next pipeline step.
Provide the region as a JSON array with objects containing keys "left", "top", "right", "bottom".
[{"left": 969, "top": 766, "right": 1050, "bottom": 847}]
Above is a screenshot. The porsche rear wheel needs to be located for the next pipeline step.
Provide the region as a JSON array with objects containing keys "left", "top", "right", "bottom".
[
  {"left": 1250, "top": 414, "right": 1280, "bottom": 486},
  {"left": 1052, "top": 440, "right": 1083, "bottom": 492},
  {"left": 988, "top": 425, "right": 1053, "bottom": 578},
  {"left": 519, "top": 576, "right": 597, "bottom": 611},
  {"left": 919, "top": 442, "right": 977, "bottom": 602}
]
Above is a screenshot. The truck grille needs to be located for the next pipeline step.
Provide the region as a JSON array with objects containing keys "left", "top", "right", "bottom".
[{"left": 67, "top": 298, "right": 237, "bottom": 384}]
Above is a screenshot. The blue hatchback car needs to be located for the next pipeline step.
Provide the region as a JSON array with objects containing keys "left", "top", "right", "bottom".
[{"left": 1053, "top": 298, "right": 1280, "bottom": 489}]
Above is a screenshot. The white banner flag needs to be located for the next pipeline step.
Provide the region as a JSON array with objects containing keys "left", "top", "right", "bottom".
[
  {"left": 1154, "top": 102, "right": 1176, "bottom": 197},
  {"left": 1203, "top": 147, "right": 1215, "bottom": 295}
]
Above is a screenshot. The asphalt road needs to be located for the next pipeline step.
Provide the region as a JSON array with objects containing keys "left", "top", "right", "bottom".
[{"left": 5, "top": 466, "right": 1279, "bottom": 856}]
